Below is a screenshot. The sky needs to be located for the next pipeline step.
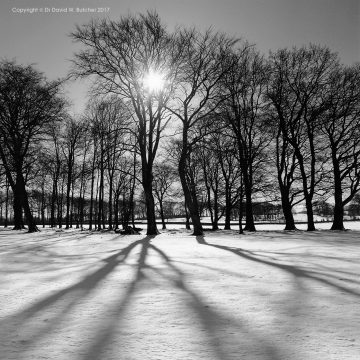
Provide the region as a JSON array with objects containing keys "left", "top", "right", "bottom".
[{"left": 0, "top": 0, "right": 359, "bottom": 113}]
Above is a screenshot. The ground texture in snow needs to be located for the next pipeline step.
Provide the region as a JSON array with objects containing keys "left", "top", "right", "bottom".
[{"left": 0, "top": 227, "right": 359, "bottom": 360}]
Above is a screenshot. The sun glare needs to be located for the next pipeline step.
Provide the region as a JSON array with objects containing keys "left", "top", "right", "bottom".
[{"left": 143, "top": 70, "right": 165, "bottom": 93}]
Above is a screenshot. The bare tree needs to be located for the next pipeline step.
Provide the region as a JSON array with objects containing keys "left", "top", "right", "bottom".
[
  {"left": 0, "top": 60, "right": 65, "bottom": 232},
  {"left": 71, "top": 11, "right": 175, "bottom": 235},
  {"left": 62, "top": 117, "right": 86, "bottom": 229},
  {"left": 102, "top": 99, "right": 132, "bottom": 229},
  {"left": 222, "top": 46, "right": 271, "bottom": 231},
  {"left": 321, "top": 64, "right": 360, "bottom": 230},
  {"left": 199, "top": 143, "right": 223, "bottom": 230},
  {"left": 267, "top": 45, "right": 338, "bottom": 231},
  {"left": 209, "top": 128, "right": 241, "bottom": 230},
  {"left": 167, "top": 28, "right": 238, "bottom": 235},
  {"left": 0, "top": 174, "right": 11, "bottom": 227},
  {"left": 153, "top": 163, "right": 177, "bottom": 229},
  {"left": 265, "top": 105, "right": 304, "bottom": 230},
  {"left": 273, "top": 125, "right": 303, "bottom": 230}
]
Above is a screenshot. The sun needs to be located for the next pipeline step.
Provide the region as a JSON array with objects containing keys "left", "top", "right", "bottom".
[{"left": 143, "top": 70, "right": 165, "bottom": 93}]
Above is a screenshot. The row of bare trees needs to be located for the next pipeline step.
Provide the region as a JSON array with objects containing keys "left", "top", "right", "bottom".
[{"left": 1, "top": 11, "right": 360, "bottom": 234}]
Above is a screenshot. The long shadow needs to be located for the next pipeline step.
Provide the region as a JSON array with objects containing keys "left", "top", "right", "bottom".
[
  {"left": 81, "top": 237, "right": 283, "bottom": 360},
  {"left": 0, "top": 231, "right": 130, "bottom": 277},
  {"left": 80, "top": 236, "right": 155, "bottom": 360},
  {"left": 1, "top": 234, "right": 285, "bottom": 360},
  {"left": 0, "top": 229, "right": 96, "bottom": 255},
  {"left": 174, "top": 259, "right": 253, "bottom": 279},
  {"left": 155, "top": 249, "right": 282, "bottom": 360},
  {"left": 196, "top": 236, "right": 360, "bottom": 298},
  {"left": 248, "top": 229, "right": 360, "bottom": 245},
  {"left": 0, "top": 235, "right": 153, "bottom": 359}
]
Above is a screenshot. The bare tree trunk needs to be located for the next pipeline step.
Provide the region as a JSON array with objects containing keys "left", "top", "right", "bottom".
[
  {"left": 159, "top": 200, "right": 166, "bottom": 230},
  {"left": 94, "top": 174, "right": 99, "bottom": 231},
  {"left": 178, "top": 135, "right": 203, "bottom": 235},
  {"left": 331, "top": 159, "right": 345, "bottom": 230},
  {"left": 224, "top": 186, "right": 233, "bottom": 230},
  {"left": 142, "top": 173, "right": 158, "bottom": 235},
  {"left": 305, "top": 197, "right": 316, "bottom": 231},
  {"left": 4, "top": 178, "right": 9, "bottom": 227},
  {"left": 89, "top": 152, "right": 96, "bottom": 230},
  {"left": 184, "top": 201, "right": 191, "bottom": 230},
  {"left": 16, "top": 172, "right": 38, "bottom": 232},
  {"left": 238, "top": 198, "right": 244, "bottom": 235},
  {"left": 70, "top": 181, "right": 75, "bottom": 228},
  {"left": 57, "top": 177, "right": 64, "bottom": 229},
  {"left": 179, "top": 171, "right": 203, "bottom": 235},
  {"left": 12, "top": 186, "right": 24, "bottom": 230},
  {"left": 65, "top": 157, "right": 73, "bottom": 229},
  {"left": 212, "top": 190, "right": 219, "bottom": 231},
  {"left": 331, "top": 202, "right": 344, "bottom": 230},
  {"left": 279, "top": 188, "right": 297, "bottom": 230},
  {"left": 243, "top": 171, "right": 256, "bottom": 232},
  {"left": 238, "top": 175, "right": 244, "bottom": 234},
  {"left": 50, "top": 178, "right": 57, "bottom": 228},
  {"left": 114, "top": 192, "right": 120, "bottom": 230},
  {"left": 131, "top": 153, "right": 137, "bottom": 229},
  {"left": 41, "top": 183, "right": 46, "bottom": 228},
  {"left": 108, "top": 176, "right": 113, "bottom": 230},
  {"left": 297, "top": 152, "right": 316, "bottom": 231},
  {"left": 97, "top": 165, "right": 103, "bottom": 231}
]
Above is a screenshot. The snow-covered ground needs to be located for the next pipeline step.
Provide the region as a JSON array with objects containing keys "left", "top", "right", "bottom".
[{"left": 0, "top": 227, "right": 359, "bottom": 360}]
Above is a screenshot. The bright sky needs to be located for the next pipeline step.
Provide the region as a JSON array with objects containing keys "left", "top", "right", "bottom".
[{"left": 1, "top": 0, "right": 359, "bottom": 113}]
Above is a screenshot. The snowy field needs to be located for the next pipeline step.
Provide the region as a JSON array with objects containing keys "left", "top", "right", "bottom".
[{"left": 0, "top": 226, "right": 359, "bottom": 360}]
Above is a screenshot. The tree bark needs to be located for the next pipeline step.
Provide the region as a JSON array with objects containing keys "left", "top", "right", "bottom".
[
  {"left": 65, "top": 154, "right": 73, "bottom": 229},
  {"left": 89, "top": 152, "right": 96, "bottom": 230},
  {"left": 142, "top": 172, "right": 158, "bottom": 235},
  {"left": 223, "top": 185, "right": 232, "bottom": 230},
  {"left": 184, "top": 202, "right": 191, "bottom": 230},
  {"left": 114, "top": 193, "right": 120, "bottom": 230},
  {"left": 16, "top": 172, "right": 39, "bottom": 232},
  {"left": 41, "top": 185, "right": 46, "bottom": 228},
  {"left": 305, "top": 197, "right": 316, "bottom": 231},
  {"left": 238, "top": 196, "right": 244, "bottom": 234},
  {"left": 108, "top": 175, "right": 113, "bottom": 230},
  {"left": 243, "top": 171, "right": 256, "bottom": 231},
  {"left": 178, "top": 126, "right": 203, "bottom": 235},
  {"left": 331, "top": 202, "right": 344, "bottom": 230},
  {"left": 97, "top": 165, "right": 103, "bottom": 231},
  {"left": 224, "top": 205, "right": 231, "bottom": 230},
  {"left": 178, "top": 155, "right": 203, "bottom": 235},
  {"left": 12, "top": 188, "right": 24, "bottom": 230},
  {"left": 4, "top": 179, "right": 9, "bottom": 227},
  {"left": 280, "top": 188, "right": 297, "bottom": 230},
  {"left": 159, "top": 200, "right": 166, "bottom": 229},
  {"left": 331, "top": 159, "right": 345, "bottom": 230},
  {"left": 50, "top": 178, "right": 57, "bottom": 228}
]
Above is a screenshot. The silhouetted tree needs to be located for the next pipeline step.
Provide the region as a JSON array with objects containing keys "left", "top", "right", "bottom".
[
  {"left": 0, "top": 60, "right": 65, "bottom": 232},
  {"left": 222, "top": 46, "right": 271, "bottom": 231},
  {"left": 267, "top": 45, "right": 338, "bottom": 231},
  {"left": 62, "top": 117, "right": 86, "bottom": 229},
  {"left": 71, "top": 11, "right": 175, "bottom": 235},
  {"left": 153, "top": 163, "right": 177, "bottom": 229},
  {"left": 167, "top": 28, "right": 237, "bottom": 235},
  {"left": 321, "top": 64, "right": 360, "bottom": 230}
]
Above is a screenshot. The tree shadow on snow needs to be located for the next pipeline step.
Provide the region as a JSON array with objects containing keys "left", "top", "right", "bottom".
[
  {"left": 80, "top": 237, "right": 283, "bottom": 360},
  {"left": 247, "top": 229, "right": 360, "bottom": 246},
  {"left": 0, "top": 236, "right": 152, "bottom": 360},
  {"left": 0, "top": 234, "right": 285, "bottom": 360},
  {"left": 196, "top": 236, "right": 360, "bottom": 298}
]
